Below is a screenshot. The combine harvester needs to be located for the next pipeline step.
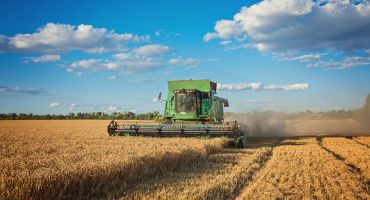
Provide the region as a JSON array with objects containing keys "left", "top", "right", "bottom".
[{"left": 107, "top": 79, "right": 245, "bottom": 147}]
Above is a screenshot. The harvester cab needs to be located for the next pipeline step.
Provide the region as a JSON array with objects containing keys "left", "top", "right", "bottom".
[
  {"left": 163, "top": 80, "right": 228, "bottom": 123},
  {"left": 107, "top": 79, "right": 245, "bottom": 147}
]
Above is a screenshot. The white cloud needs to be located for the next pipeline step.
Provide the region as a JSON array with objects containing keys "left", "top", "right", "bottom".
[
  {"left": 220, "top": 40, "right": 232, "bottom": 46},
  {"left": 66, "top": 67, "right": 74, "bottom": 73},
  {"left": 204, "top": 19, "right": 244, "bottom": 42},
  {"left": 68, "top": 47, "right": 200, "bottom": 74},
  {"left": 205, "top": 0, "right": 370, "bottom": 69},
  {"left": 245, "top": 99, "right": 273, "bottom": 104},
  {"left": 154, "top": 30, "right": 181, "bottom": 38},
  {"left": 0, "top": 23, "right": 149, "bottom": 53},
  {"left": 205, "top": 0, "right": 370, "bottom": 52},
  {"left": 290, "top": 54, "right": 322, "bottom": 62},
  {"left": 23, "top": 54, "right": 61, "bottom": 63},
  {"left": 273, "top": 51, "right": 370, "bottom": 69},
  {"left": 308, "top": 55, "right": 370, "bottom": 69},
  {"left": 49, "top": 102, "right": 132, "bottom": 113},
  {"left": 217, "top": 82, "right": 262, "bottom": 91},
  {"left": 154, "top": 29, "right": 163, "bottom": 36},
  {"left": 0, "top": 22, "right": 198, "bottom": 75},
  {"left": 49, "top": 102, "right": 61, "bottom": 107},
  {"left": 133, "top": 44, "right": 172, "bottom": 56},
  {"left": 57, "top": 102, "right": 134, "bottom": 112},
  {"left": 203, "top": 32, "right": 219, "bottom": 42},
  {"left": 107, "top": 75, "right": 118, "bottom": 80},
  {"left": 70, "top": 59, "right": 101, "bottom": 70},
  {"left": 0, "top": 85, "right": 50, "bottom": 95},
  {"left": 217, "top": 82, "right": 310, "bottom": 91},
  {"left": 69, "top": 57, "right": 162, "bottom": 74},
  {"left": 107, "top": 106, "right": 118, "bottom": 111},
  {"left": 263, "top": 83, "right": 310, "bottom": 91},
  {"left": 113, "top": 53, "right": 131, "bottom": 60},
  {"left": 168, "top": 58, "right": 200, "bottom": 67}
]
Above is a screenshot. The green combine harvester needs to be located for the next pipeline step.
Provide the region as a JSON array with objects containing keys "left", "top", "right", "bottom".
[{"left": 107, "top": 79, "right": 245, "bottom": 146}]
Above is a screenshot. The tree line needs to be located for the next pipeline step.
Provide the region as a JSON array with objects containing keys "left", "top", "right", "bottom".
[
  {"left": 1, "top": 94, "right": 369, "bottom": 121},
  {"left": 0, "top": 111, "right": 161, "bottom": 120},
  {"left": 225, "top": 94, "right": 370, "bottom": 121}
]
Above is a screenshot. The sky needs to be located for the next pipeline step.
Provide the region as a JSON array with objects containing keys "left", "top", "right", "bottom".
[{"left": 0, "top": 0, "right": 370, "bottom": 114}]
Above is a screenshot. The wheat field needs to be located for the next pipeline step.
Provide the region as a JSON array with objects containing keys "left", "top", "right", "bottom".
[
  {"left": 322, "top": 137, "right": 370, "bottom": 180},
  {"left": 237, "top": 137, "right": 369, "bottom": 199},
  {"left": 0, "top": 120, "right": 369, "bottom": 199}
]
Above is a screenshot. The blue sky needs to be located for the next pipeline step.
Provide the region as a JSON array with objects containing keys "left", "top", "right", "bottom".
[{"left": 0, "top": 0, "right": 370, "bottom": 114}]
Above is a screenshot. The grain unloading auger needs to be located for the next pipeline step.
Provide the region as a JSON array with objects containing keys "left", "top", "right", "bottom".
[{"left": 107, "top": 79, "right": 245, "bottom": 147}]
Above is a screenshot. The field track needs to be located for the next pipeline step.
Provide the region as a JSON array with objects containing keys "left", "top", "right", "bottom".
[{"left": 0, "top": 120, "right": 369, "bottom": 199}]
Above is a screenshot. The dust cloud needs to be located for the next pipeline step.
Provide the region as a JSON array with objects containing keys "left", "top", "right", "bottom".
[
  {"left": 225, "top": 112, "right": 288, "bottom": 137},
  {"left": 226, "top": 111, "right": 370, "bottom": 137},
  {"left": 224, "top": 93, "right": 370, "bottom": 137}
]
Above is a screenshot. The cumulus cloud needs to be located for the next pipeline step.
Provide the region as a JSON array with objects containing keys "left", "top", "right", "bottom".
[
  {"left": 263, "top": 83, "right": 310, "bottom": 91},
  {"left": 217, "top": 82, "right": 310, "bottom": 91},
  {"left": 0, "top": 22, "right": 149, "bottom": 53},
  {"left": 205, "top": 0, "right": 370, "bottom": 51},
  {"left": 308, "top": 55, "right": 370, "bottom": 69},
  {"left": 68, "top": 47, "right": 200, "bottom": 74},
  {"left": 107, "top": 75, "right": 118, "bottom": 80},
  {"left": 153, "top": 29, "right": 181, "bottom": 38},
  {"left": 69, "top": 57, "right": 162, "bottom": 74},
  {"left": 51, "top": 102, "right": 132, "bottom": 112},
  {"left": 70, "top": 59, "right": 101, "bottom": 70},
  {"left": 23, "top": 54, "right": 61, "bottom": 63},
  {"left": 245, "top": 99, "right": 273, "bottom": 104},
  {"left": 0, "top": 22, "right": 199, "bottom": 75},
  {"left": 66, "top": 67, "right": 74, "bottom": 73},
  {"left": 133, "top": 44, "right": 172, "bottom": 56},
  {"left": 49, "top": 102, "right": 61, "bottom": 107},
  {"left": 204, "top": 19, "right": 244, "bottom": 42},
  {"left": 205, "top": 0, "right": 370, "bottom": 69},
  {"left": 155, "top": 29, "right": 164, "bottom": 37},
  {"left": 168, "top": 58, "right": 201, "bottom": 67},
  {"left": 217, "top": 82, "right": 262, "bottom": 91},
  {"left": 113, "top": 53, "right": 131, "bottom": 60},
  {"left": 0, "top": 85, "right": 50, "bottom": 95},
  {"left": 290, "top": 54, "right": 322, "bottom": 62}
]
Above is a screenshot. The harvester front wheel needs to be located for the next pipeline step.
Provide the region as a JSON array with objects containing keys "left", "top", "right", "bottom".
[{"left": 235, "top": 136, "right": 244, "bottom": 148}]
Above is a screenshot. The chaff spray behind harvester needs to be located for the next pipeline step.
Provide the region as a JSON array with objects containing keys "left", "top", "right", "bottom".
[{"left": 107, "top": 79, "right": 245, "bottom": 146}]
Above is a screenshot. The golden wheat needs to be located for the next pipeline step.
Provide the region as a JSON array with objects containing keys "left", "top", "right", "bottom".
[
  {"left": 121, "top": 145, "right": 275, "bottom": 199},
  {"left": 237, "top": 137, "right": 369, "bottom": 200},
  {"left": 322, "top": 137, "right": 370, "bottom": 180},
  {"left": 1, "top": 120, "right": 369, "bottom": 199},
  {"left": 0, "top": 120, "right": 227, "bottom": 199},
  {"left": 353, "top": 136, "right": 370, "bottom": 146}
]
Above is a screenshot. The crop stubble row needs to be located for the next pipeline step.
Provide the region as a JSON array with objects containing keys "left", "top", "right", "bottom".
[
  {"left": 0, "top": 120, "right": 228, "bottom": 199},
  {"left": 1, "top": 121, "right": 369, "bottom": 199},
  {"left": 236, "top": 137, "right": 369, "bottom": 200},
  {"left": 322, "top": 137, "right": 370, "bottom": 180}
]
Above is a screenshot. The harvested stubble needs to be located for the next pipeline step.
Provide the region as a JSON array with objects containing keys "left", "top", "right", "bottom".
[
  {"left": 0, "top": 120, "right": 228, "bottom": 200},
  {"left": 353, "top": 136, "right": 370, "bottom": 147},
  {"left": 120, "top": 142, "right": 276, "bottom": 200},
  {"left": 237, "top": 137, "right": 369, "bottom": 200},
  {"left": 322, "top": 137, "right": 370, "bottom": 180}
]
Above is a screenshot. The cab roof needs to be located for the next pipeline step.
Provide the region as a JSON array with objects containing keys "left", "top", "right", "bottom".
[{"left": 168, "top": 79, "right": 217, "bottom": 93}]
